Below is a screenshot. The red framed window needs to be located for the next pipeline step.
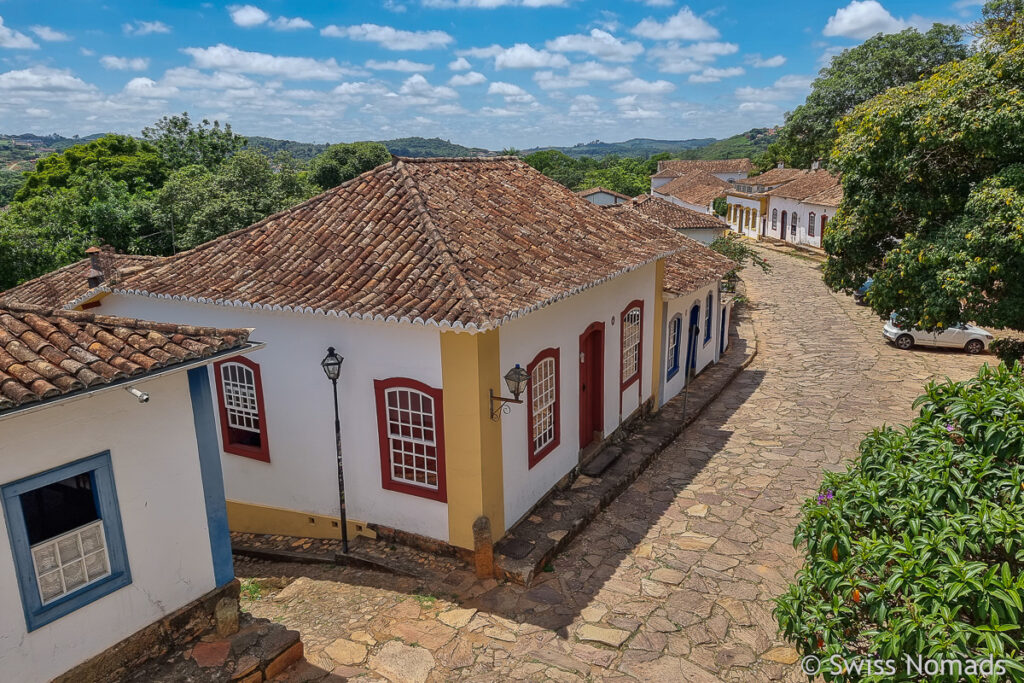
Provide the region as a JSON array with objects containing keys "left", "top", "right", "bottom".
[
  {"left": 620, "top": 300, "right": 644, "bottom": 393},
  {"left": 214, "top": 357, "right": 270, "bottom": 462},
  {"left": 374, "top": 378, "right": 447, "bottom": 503},
  {"left": 808, "top": 212, "right": 816, "bottom": 237},
  {"left": 527, "top": 348, "right": 560, "bottom": 468}
]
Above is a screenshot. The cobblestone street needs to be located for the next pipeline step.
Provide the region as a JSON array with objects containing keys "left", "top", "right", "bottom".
[{"left": 239, "top": 246, "right": 990, "bottom": 682}]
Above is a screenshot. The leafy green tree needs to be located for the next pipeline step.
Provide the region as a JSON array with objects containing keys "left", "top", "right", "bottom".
[
  {"left": 153, "top": 150, "right": 314, "bottom": 251},
  {"left": 709, "top": 232, "right": 770, "bottom": 283},
  {"left": 0, "top": 192, "right": 91, "bottom": 289},
  {"left": 763, "top": 25, "right": 966, "bottom": 170},
  {"left": 308, "top": 142, "right": 390, "bottom": 191},
  {"left": 712, "top": 197, "right": 728, "bottom": 217},
  {"left": 0, "top": 170, "right": 25, "bottom": 206},
  {"left": 776, "top": 364, "right": 1024, "bottom": 681},
  {"left": 14, "top": 134, "right": 165, "bottom": 201},
  {"left": 823, "top": 8, "right": 1024, "bottom": 332},
  {"left": 522, "top": 150, "right": 585, "bottom": 189},
  {"left": 581, "top": 157, "right": 649, "bottom": 197},
  {"left": 142, "top": 112, "right": 246, "bottom": 171}
]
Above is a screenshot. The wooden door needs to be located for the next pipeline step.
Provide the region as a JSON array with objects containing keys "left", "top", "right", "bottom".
[{"left": 578, "top": 322, "right": 605, "bottom": 449}]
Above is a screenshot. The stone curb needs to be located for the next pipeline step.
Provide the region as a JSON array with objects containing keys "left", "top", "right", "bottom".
[
  {"left": 231, "top": 544, "right": 413, "bottom": 577},
  {"left": 494, "top": 302, "right": 760, "bottom": 585}
]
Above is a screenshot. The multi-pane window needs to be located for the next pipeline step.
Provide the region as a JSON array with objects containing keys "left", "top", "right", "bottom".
[
  {"left": 808, "top": 212, "right": 816, "bottom": 237},
  {"left": 667, "top": 316, "right": 681, "bottom": 379},
  {"left": 622, "top": 306, "right": 642, "bottom": 383},
  {"left": 215, "top": 358, "right": 269, "bottom": 462},
  {"left": 791, "top": 212, "right": 799, "bottom": 235},
  {"left": 705, "top": 293, "right": 714, "bottom": 343},
  {"left": 2, "top": 452, "right": 131, "bottom": 631},
  {"left": 527, "top": 349, "right": 560, "bottom": 466},
  {"left": 374, "top": 379, "right": 447, "bottom": 502},
  {"left": 772, "top": 209, "right": 778, "bottom": 229}
]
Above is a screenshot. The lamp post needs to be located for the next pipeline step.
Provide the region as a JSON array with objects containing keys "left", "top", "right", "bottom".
[{"left": 320, "top": 347, "right": 348, "bottom": 554}]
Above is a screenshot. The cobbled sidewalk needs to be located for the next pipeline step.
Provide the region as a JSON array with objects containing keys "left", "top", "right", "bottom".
[{"left": 241, "top": 246, "right": 990, "bottom": 682}]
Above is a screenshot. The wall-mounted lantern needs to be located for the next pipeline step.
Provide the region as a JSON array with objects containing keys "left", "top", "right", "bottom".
[{"left": 490, "top": 364, "right": 529, "bottom": 420}]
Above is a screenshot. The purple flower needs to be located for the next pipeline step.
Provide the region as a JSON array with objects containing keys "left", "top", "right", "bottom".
[
  {"left": 817, "top": 490, "right": 835, "bottom": 505},
  {"left": 945, "top": 423, "right": 955, "bottom": 432}
]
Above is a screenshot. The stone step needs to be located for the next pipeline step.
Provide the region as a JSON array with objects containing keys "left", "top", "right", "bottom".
[{"left": 580, "top": 445, "right": 623, "bottom": 477}]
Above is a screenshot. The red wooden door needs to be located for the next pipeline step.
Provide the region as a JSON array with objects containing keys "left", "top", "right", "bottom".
[{"left": 579, "top": 322, "right": 605, "bottom": 448}]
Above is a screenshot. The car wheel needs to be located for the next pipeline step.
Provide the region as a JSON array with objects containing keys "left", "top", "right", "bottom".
[
  {"left": 895, "top": 334, "right": 914, "bottom": 350},
  {"left": 965, "top": 339, "right": 984, "bottom": 354}
]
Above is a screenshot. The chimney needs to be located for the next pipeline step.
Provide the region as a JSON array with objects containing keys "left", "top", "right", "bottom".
[
  {"left": 85, "top": 246, "right": 104, "bottom": 288},
  {"left": 776, "top": 161, "right": 785, "bottom": 169}
]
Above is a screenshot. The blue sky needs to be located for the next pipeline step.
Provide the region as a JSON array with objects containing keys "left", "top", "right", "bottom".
[{"left": 0, "top": 0, "right": 985, "bottom": 149}]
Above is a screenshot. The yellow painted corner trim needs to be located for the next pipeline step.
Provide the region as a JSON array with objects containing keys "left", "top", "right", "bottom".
[
  {"left": 226, "top": 499, "right": 376, "bottom": 541},
  {"left": 650, "top": 258, "right": 666, "bottom": 409}
]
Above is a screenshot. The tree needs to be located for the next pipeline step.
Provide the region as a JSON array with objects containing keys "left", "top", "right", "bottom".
[
  {"left": 0, "top": 170, "right": 25, "bottom": 206},
  {"left": 712, "top": 196, "right": 728, "bottom": 217},
  {"left": 763, "top": 25, "right": 966, "bottom": 170},
  {"left": 14, "top": 134, "right": 165, "bottom": 201},
  {"left": 142, "top": 112, "right": 246, "bottom": 170},
  {"left": 709, "top": 232, "right": 770, "bottom": 284},
  {"left": 308, "top": 142, "right": 390, "bottom": 191},
  {"left": 823, "top": 7, "right": 1024, "bottom": 332},
  {"left": 522, "top": 149, "right": 585, "bottom": 189},
  {"left": 776, "top": 364, "right": 1024, "bottom": 682},
  {"left": 0, "top": 192, "right": 91, "bottom": 289}
]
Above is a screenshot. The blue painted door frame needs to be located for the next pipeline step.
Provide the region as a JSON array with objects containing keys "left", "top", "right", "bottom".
[{"left": 685, "top": 304, "right": 700, "bottom": 378}]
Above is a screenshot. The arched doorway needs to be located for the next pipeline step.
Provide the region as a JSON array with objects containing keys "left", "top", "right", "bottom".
[
  {"left": 684, "top": 304, "right": 700, "bottom": 382},
  {"left": 780, "top": 211, "right": 788, "bottom": 241}
]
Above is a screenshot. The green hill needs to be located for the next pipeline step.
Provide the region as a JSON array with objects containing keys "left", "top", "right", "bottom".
[
  {"left": 673, "top": 128, "right": 779, "bottom": 160},
  {"left": 246, "top": 135, "right": 491, "bottom": 160},
  {"left": 522, "top": 137, "right": 715, "bottom": 159}
]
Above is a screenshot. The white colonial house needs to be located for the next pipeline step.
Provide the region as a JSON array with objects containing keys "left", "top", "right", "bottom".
[
  {"left": 8, "top": 157, "right": 734, "bottom": 560},
  {"left": 0, "top": 303, "right": 255, "bottom": 682},
  {"left": 650, "top": 159, "right": 752, "bottom": 190},
  {"left": 725, "top": 166, "right": 808, "bottom": 238},
  {"left": 607, "top": 193, "right": 729, "bottom": 245},
  {"left": 652, "top": 170, "right": 732, "bottom": 214},
  {"left": 576, "top": 186, "right": 632, "bottom": 206},
  {"left": 762, "top": 170, "right": 842, "bottom": 249}
]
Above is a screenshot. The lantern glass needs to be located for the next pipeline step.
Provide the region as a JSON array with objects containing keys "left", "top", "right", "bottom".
[
  {"left": 321, "top": 347, "right": 343, "bottom": 381},
  {"left": 504, "top": 364, "right": 530, "bottom": 400}
]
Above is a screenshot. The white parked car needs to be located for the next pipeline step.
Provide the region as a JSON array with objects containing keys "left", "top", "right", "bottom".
[{"left": 883, "top": 314, "right": 993, "bottom": 354}]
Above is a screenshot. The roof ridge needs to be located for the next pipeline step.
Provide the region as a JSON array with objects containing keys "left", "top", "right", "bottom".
[
  {"left": 0, "top": 301, "right": 252, "bottom": 338},
  {"left": 394, "top": 155, "right": 518, "bottom": 163},
  {"left": 391, "top": 158, "right": 492, "bottom": 328}
]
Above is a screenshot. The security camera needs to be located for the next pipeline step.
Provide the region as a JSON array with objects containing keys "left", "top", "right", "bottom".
[{"left": 124, "top": 386, "right": 150, "bottom": 404}]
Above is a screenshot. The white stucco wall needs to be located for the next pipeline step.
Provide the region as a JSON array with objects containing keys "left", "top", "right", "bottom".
[
  {"left": 497, "top": 263, "right": 657, "bottom": 530},
  {"left": 96, "top": 295, "right": 450, "bottom": 542},
  {"left": 678, "top": 227, "right": 726, "bottom": 245},
  {"left": 713, "top": 171, "right": 748, "bottom": 183},
  {"left": 0, "top": 373, "right": 216, "bottom": 683},
  {"left": 652, "top": 192, "right": 712, "bottom": 215},
  {"left": 659, "top": 281, "right": 722, "bottom": 408},
  {"left": 582, "top": 192, "right": 625, "bottom": 206},
  {"left": 726, "top": 196, "right": 762, "bottom": 237},
  {"left": 651, "top": 177, "right": 671, "bottom": 190},
  {"left": 766, "top": 197, "right": 832, "bottom": 248}
]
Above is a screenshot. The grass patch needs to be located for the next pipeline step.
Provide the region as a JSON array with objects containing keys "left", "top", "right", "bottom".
[{"left": 240, "top": 578, "right": 265, "bottom": 602}]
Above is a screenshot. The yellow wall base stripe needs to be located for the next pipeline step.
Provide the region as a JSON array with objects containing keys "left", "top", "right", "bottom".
[{"left": 226, "top": 499, "right": 376, "bottom": 541}]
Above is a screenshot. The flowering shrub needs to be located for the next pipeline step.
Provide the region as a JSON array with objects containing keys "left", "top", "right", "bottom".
[{"left": 776, "top": 363, "right": 1024, "bottom": 681}]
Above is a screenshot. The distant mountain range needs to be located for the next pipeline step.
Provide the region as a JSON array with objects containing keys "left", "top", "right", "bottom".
[{"left": 1, "top": 127, "right": 778, "bottom": 170}]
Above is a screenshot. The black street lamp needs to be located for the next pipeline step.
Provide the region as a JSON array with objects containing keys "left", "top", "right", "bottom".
[
  {"left": 321, "top": 347, "right": 348, "bottom": 554},
  {"left": 489, "top": 364, "right": 530, "bottom": 421}
]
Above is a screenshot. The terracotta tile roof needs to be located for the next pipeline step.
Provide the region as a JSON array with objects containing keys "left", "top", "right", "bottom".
[
  {"left": 605, "top": 198, "right": 734, "bottom": 296},
  {"left": 732, "top": 167, "right": 807, "bottom": 192},
  {"left": 113, "top": 157, "right": 693, "bottom": 332},
  {"left": 655, "top": 171, "right": 731, "bottom": 207},
  {"left": 653, "top": 159, "right": 752, "bottom": 178},
  {"left": 767, "top": 169, "right": 841, "bottom": 202},
  {"left": 0, "top": 302, "right": 252, "bottom": 414},
  {"left": 576, "top": 186, "right": 632, "bottom": 201},
  {"left": 0, "top": 248, "right": 163, "bottom": 309},
  {"left": 607, "top": 194, "right": 727, "bottom": 230},
  {"left": 804, "top": 183, "right": 843, "bottom": 208}
]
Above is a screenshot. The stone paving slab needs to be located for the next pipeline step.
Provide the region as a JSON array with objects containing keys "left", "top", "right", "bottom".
[{"left": 241, "top": 245, "right": 991, "bottom": 682}]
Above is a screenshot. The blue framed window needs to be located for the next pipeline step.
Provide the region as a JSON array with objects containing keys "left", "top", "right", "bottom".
[
  {"left": 666, "top": 316, "right": 682, "bottom": 380},
  {"left": 704, "top": 293, "right": 714, "bottom": 344},
  {"left": 2, "top": 451, "right": 131, "bottom": 632}
]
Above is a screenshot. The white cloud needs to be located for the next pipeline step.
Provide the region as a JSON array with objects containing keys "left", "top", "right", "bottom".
[
  {"left": 30, "top": 26, "right": 71, "bottom": 42},
  {"left": 494, "top": 43, "right": 569, "bottom": 69},
  {"left": 332, "top": 81, "right": 389, "bottom": 96},
  {"left": 448, "top": 71, "right": 486, "bottom": 86},
  {"left": 632, "top": 7, "right": 719, "bottom": 41},
  {"left": 533, "top": 70, "right": 587, "bottom": 90},
  {"left": 100, "top": 56, "right": 150, "bottom": 71},
  {"left": 397, "top": 73, "right": 457, "bottom": 100},
  {"left": 689, "top": 66, "right": 744, "bottom": 83},
  {"left": 612, "top": 77, "right": 675, "bottom": 94},
  {"left": 631, "top": 0, "right": 674, "bottom": 6},
  {"left": 25, "top": 107, "right": 51, "bottom": 117},
  {"left": 735, "top": 74, "right": 813, "bottom": 102},
  {"left": 122, "top": 20, "right": 171, "bottom": 36},
  {"left": 80, "top": 48, "right": 95, "bottom": 56},
  {"left": 449, "top": 56, "right": 471, "bottom": 71},
  {"left": 384, "top": 0, "right": 409, "bottom": 11},
  {"left": 422, "top": 0, "right": 569, "bottom": 7},
  {"left": 569, "top": 94, "right": 601, "bottom": 114},
  {"left": 545, "top": 29, "right": 643, "bottom": 62},
  {"left": 649, "top": 41, "right": 737, "bottom": 72},
  {"left": 366, "top": 59, "right": 434, "bottom": 72},
  {"left": 228, "top": 5, "right": 269, "bottom": 27},
  {"left": 568, "top": 61, "right": 632, "bottom": 81},
  {"left": 738, "top": 101, "right": 780, "bottom": 113},
  {"left": 269, "top": 16, "right": 313, "bottom": 30},
  {"left": 613, "top": 95, "right": 663, "bottom": 119},
  {"left": 0, "top": 17, "right": 39, "bottom": 49},
  {"left": 0, "top": 66, "right": 94, "bottom": 92},
  {"left": 162, "top": 67, "right": 260, "bottom": 89},
  {"left": 457, "top": 44, "right": 504, "bottom": 58},
  {"left": 747, "top": 54, "right": 786, "bottom": 68},
  {"left": 183, "top": 44, "right": 355, "bottom": 80},
  {"left": 321, "top": 23, "right": 453, "bottom": 50},
  {"left": 823, "top": 1, "right": 908, "bottom": 39},
  {"left": 123, "top": 77, "right": 178, "bottom": 98},
  {"left": 488, "top": 81, "right": 533, "bottom": 102}
]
